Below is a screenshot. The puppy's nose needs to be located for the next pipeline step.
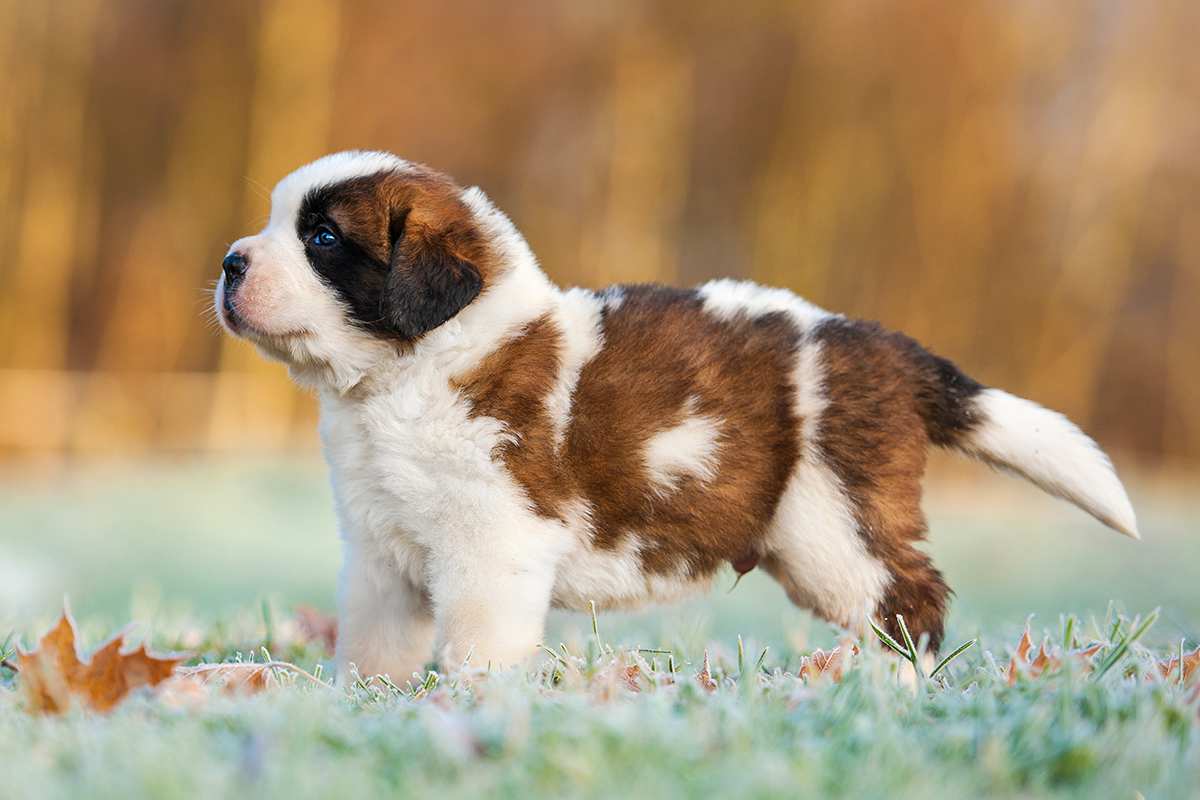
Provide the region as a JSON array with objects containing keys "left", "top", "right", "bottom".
[{"left": 222, "top": 251, "right": 248, "bottom": 282}]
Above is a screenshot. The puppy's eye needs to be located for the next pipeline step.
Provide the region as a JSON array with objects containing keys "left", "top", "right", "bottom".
[{"left": 309, "top": 226, "right": 339, "bottom": 248}]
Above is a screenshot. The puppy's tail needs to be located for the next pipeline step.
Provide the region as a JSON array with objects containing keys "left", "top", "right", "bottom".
[{"left": 915, "top": 350, "right": 1139, "bottom": 539}]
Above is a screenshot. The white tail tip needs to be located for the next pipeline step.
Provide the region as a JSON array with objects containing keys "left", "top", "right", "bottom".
[{"left": 963, "top": 389, "right": 1139, "bottom": 539}]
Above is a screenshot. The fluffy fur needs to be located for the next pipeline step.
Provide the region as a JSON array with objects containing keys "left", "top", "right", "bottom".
[{"left": 215, "top": 150, "right": 1138, "bottom": 678}]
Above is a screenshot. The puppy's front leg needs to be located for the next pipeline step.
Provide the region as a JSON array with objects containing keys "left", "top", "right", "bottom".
[
  {"left": 426, "top": 538, "right": 560, "bottom": 671},
  {"left": 335, "top": 542, "right": 435, "bottom": 684}
]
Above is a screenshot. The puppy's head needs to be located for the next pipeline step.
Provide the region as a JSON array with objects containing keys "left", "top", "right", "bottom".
[{"left": 215, "top": 151, "right": 493, "bottom": 384}]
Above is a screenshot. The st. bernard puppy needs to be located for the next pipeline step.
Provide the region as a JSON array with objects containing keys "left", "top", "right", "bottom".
[{"left": 214, "top": 151, "right": 1138, "bottom": 679}]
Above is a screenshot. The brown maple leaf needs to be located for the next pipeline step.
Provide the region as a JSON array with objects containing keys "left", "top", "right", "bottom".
[{"left": 17, "top": 611, "right": 186, "bottom": 714}]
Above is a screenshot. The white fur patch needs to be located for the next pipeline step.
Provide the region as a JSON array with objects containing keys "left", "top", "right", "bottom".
[
  {"left": 764, "top": 336, "right": 890, "bottom": 628},
  {"left": 546, "top": 289, "right": 605, "bottom": 451},
  {"left": 335, "top": 537, "right": 434, "bottom": 682},
  {"left": 551, "top": 519, "right": 712, "bottom": 612},
  {"left": 697, "top": 278, "right": 832, "bottom": 329},
  {"left": 964, "top": 388, "right": 1139, "bottom": 538},
  {"left": 643, "top": 397, "right": 722, "bottom": 495},
  {"left": 269, "top": 151, "right": 411, "bottom": 226}
]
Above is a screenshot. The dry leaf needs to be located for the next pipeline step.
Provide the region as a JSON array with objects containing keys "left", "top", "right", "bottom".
[
  {"left": 798, "top": 646, "right": 849, "bottom": 682},
  {"left": 295, "top": 606, "right": 338, "bottom": 652},
  {"left": 17, "top": 610, "right": 185, "bottom": 714},
  {"left": 1156, "top": 646, "right": 1200, "bottom": 685},
  {"left": 1015, "top": 628, "right": 1033, "bottom": 662},
  {"left": 1005, "top": 628, "right": 1036, "bottom": 684},
  {"left": 1008, "top": 628, "right": 1105, "bottom": 685},
  {"left": 172, "top": 660, "right": 328, "bottom": 695},
  {"left": 696, "top": 650, "right": 717, "bottom": 693},
  {"left": 173, "top": 662, "right": 278, "bottom": 695},
  {"left": 622, "top": 664, "right": 642, "bottom": 692}
]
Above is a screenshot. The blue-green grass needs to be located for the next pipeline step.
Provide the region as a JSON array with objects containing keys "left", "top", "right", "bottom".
[
  {"left": 1, "top": 459, "right": 1197, "bottom": 798},
  {"left": 1, "top": 603, "right": 1198, "bottom": 799}
]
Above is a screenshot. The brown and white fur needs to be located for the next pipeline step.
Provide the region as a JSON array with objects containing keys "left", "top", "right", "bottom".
[{"left": 214, "top": 151, "right": 1138, "bottom": 680}]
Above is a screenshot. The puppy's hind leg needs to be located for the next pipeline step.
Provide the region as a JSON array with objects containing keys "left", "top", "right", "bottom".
[
  {"left": 869, "top": 543, "right": 951, "bottom": 655},
  {"left": 761, "top": 460, "right": 950, "bottom": 658},
  {"left": 760, "top": 459, "right": 893, "bottom": 639}
]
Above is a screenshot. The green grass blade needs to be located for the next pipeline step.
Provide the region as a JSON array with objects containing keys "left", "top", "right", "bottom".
[
  {"left": 929, "top": 639, "right": 976, "bottom": 679},
  {"left": 1093, "top": 608, "right": 1159, "bottom": 681},
  {"left": 589, "top": 600, "right": 603, "bottom": 655},
  {"left": 261, "top": 598, "right": 274, "bottom": 650},
  {"left": 868, "top": 618, "right": 909, "bottom": 658},
  {"left": 896, "top": 614, "right": 924, "bottom": 679},
  {"left": 1062, "top": 615, "right": 1076, "bottom": 650}
]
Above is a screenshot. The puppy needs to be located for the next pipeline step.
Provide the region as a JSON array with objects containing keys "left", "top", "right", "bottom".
[{"left": 215, "top": 151, "right": 1138, "bottom": 678}]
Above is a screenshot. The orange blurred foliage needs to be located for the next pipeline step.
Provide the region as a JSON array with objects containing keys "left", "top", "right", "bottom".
[{"left": 0, "top": 1, "right": 1196, "bottom": 466}]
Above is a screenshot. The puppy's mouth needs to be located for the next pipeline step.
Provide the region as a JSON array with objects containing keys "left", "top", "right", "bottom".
[{"left": 215, "top": 279, "right": 310, "bottom": 353}]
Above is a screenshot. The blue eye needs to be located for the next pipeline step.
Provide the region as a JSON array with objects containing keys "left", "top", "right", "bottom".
[{"left": 310, "top": 227, "right": 339, "bottom": 247}]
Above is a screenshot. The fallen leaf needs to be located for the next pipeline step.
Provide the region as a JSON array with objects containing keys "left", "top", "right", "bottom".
[
  {"left": 1156, "top": 646, "right": 1200, "bottom": 685},
  {"left": 622, "top": 663, "right": 642, "bottom": 692},
  {"left": 295, "top": 606, "right": 338, "bottom": 652},
  {"left": 798, "top": 646, "right": 851, "bottom": 683},
  {"left": 1006, "top": 628, "right": 1036, "bottom": 685},
  {"left": 1008, "top": 629, "right": 1106, "bottom": 685},
  {"left": 1030, "top": 643, "right": 1052, "bottom": 671},
  {"left": 696, "top": 650, "right": 717, "bottom": 693},
  {"left": 17, "top": 610, "right": 185, "bottom": 714},
  {"left": 172, "top": 660, "right": 328, "bottom": 695},
  {"left": 173, "top": 662, "right": 277, "bottom": 694}
]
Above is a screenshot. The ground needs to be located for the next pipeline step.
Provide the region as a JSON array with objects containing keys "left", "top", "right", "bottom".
[{"left": 1, "top": 459, "right": 1198, "bottom": 798}]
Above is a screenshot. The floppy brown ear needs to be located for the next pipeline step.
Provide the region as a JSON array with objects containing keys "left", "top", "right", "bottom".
[{"left": 382, "top": 214, "right": 483, "bottom": 340}]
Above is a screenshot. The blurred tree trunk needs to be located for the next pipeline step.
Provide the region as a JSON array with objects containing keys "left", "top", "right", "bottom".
[
  {"left": 578, "top": 18, "right": 691, "bottom": 287},
  {"left": 206, "top": 0, "right": 342, "bottom": 451}
]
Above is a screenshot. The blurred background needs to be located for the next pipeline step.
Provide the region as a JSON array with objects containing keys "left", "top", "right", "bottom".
[{"left": 0, "top": 1, "right": 1196, "bottom": 644}]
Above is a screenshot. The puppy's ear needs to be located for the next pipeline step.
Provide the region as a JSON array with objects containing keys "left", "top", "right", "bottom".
[{"left": 382, "top": 210, "right": 482, "bottom": 339}]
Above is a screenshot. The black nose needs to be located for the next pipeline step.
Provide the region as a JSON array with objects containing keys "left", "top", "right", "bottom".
[{"left": 222, "top": 252, "right": 248, "bottom": 282}]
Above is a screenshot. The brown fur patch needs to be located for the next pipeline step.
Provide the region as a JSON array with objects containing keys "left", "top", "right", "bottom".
[
  {"left": 563, "top": 286, "right": 802, "bottom": 576},
  {"left": 451, "top": 284, "right": 968, "bottom": 645},
  {"left": 813, "top": 318, "right": 955, "bottom": 651},
  {"left": 451, "top": 313, "right": 574, "bottom": 519},
  {"left": 451, "top": 284, "right": 804, "bottom": 582}
]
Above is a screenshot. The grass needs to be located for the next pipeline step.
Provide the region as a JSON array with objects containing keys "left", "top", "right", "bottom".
[
  {"left": 1, "top": 458, "right": 1198, "bottom": 797},
  {"left": 0, "top": 604, "right": 1197, "bottom": 799}
]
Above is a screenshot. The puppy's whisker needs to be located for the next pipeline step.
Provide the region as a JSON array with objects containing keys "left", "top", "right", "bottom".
[{"left": 244, "top": 176, "right": 271, "bottom": 202}]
